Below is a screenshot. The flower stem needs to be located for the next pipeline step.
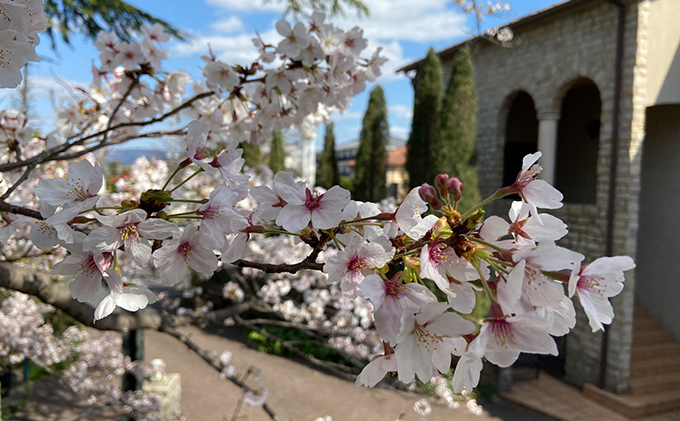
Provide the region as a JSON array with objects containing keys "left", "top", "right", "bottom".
[
  {"left": 460, "top": 189, "right": 508, "bottom": 221},
  {"left": 169, "top": 199, "right": 206, "bottom": 203},
  {"left": 170, "top": 168, "right": 204, "bottom": 192},
  {"left": 162, "top": 162, "right": 185, "bottom": 191}
]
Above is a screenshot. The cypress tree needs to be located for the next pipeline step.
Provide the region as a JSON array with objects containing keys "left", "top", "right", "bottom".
[
  {"left": 354, "top": 85, "right": 388, "bottom": 202},
  {"left": 406, "top": 47, "right": 443, "bottom": 189},
  {"left": 269, "top": 131, "right": 286, "bottom": 173},
  {"left": 435, "top": 47, "right": 480, "bottom": 211},
  {"left": 240, "top": 141, "right": 262, "bottom": 168},
  {"left": 316, "top": 123, "right": 340, "bottom": 189}
]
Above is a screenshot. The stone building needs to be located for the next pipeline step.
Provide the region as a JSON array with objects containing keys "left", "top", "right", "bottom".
[{"left": 400, "top": 0, "right": 680, "bottom": 416}]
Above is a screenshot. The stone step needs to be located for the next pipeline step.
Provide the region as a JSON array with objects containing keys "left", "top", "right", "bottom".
[
  {"left": 584, "top": 384, "right": 680, "bottom": 418},
  {"left": 633, "top": 330, "right": 676, "bottom": 346},
  {"left": 629, "top": 372, "right": 680, "bottom": 395},
  {"left": 633, "top": 317, "right": 661, "bottom": 332},
  {"left": 631, "top": 343, "right": 680, "bottom": 361},
  {"left": 630, "top": 356, "right": 680, "bottom": 377}
]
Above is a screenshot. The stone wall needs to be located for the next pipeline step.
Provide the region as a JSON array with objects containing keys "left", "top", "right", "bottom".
[{"left": 437, "top": 0, "right": 642, "bottom": 393}]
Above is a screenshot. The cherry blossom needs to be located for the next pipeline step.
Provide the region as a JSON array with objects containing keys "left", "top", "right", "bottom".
[
  {"left": 568, "top": 256, "right": 636, "bottom": 331},
  {"left": 360, "top": 274, "right": 436, "bottom": 344},
  {"left": 153, "top": 225, "right": 219, "bottom": 286},
  {"left": 324, "top": 240, "right": 394, "bottom": 297},
  {"left": 395, "top": 302, "right": 475, "bottom": 383},
  {"left": 276, "top": 185, "right": 351, "bottom": 233}
]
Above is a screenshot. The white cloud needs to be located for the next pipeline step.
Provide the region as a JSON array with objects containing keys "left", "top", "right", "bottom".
[
  {"left": 172, "top": 26, "right": 281, "bottom": 62},
  {"left": 331, "top": 0, "right": 466, "bottom": 43},
  {"left": 205, "top": 0, "right": 284, "bottom": 12},
  {"left": 389, "top": 104, "right": 412, "bottom": 119},
  {"left": 390, "top": 126, "right": 409, "bottom": 138},
  {"left": 211, "top": 16, "right": 246, "bottom": 33},
  {"left": 330, "top": 110, "right": 363, "bottom": 121}
]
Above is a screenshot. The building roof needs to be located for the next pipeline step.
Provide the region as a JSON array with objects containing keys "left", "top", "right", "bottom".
[
  {"left": 333, "top": 136, "right": 406, "bottom": 152},
  {"left": 345, "top": 145, "right": 407, "bottom": 168},
  {"left": 387, "top": 146, "right": 407, "bottom": 167},
  {"left": 397, "top": 0, "right": 600, "bottom": 73}
]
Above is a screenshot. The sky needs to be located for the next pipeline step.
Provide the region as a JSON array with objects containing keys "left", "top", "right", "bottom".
[{"left": 2, "top": 0, "right": 564, "bottom": 151}]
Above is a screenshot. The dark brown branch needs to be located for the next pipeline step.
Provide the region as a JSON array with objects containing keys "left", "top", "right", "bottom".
[
  {"left": 232, "top": 232, "right": 330, "bottom": 274},
  {"left": 54, "top": 128, "right": 186, "bottom": 162},
  {"left": 158, "top": 323, "right": 281, "bottom": 421},
  {"left": 0, "top": 164, "right": 36, "bottom": 201},
  {"left": 0, "top": 91, "right": 215, "bottom": 173},
  {"left": 232, "top": 258, "right": 323, "bottom": 274},
  {"left": 0, "top": 201, "right": 43, "bottom": 219}
]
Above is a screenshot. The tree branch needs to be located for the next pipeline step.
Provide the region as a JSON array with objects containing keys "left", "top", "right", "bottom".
[
  {"left": 158, "top": 323, "right": 281, "bottom": 421},
  {"left": 0, "top": 202, "right": 42, "bottom": 219},
  {"left": 232, "top": 232, "right": 330, "bottom": 274},
  {"left": 0, "top": 91, "right": 216, "bottom": 173}
]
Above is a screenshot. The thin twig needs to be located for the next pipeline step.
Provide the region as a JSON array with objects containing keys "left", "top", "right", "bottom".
[
  {"left": 0, "top": 163, "right": 36, "bottom": 201},
  {"left": 158, "top": 322, "right": 282, "bottom": 421},
  {"left": 0, "top": 91, "right": 215, "bottom": 173}
]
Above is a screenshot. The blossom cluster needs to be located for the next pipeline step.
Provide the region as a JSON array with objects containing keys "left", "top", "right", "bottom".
[
  {"left": 0, "top": 0, "right": 48, "bottom": 88},
  {"left": 0, "top": 1, "right": 635, "bottom": 407},
  {"left": 0, "top": 291, "right": 182, "bottom": 419}
]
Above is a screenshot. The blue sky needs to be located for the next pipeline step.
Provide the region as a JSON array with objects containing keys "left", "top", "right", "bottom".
[{"left": 2, "top": 0, "right": 562, "bottom": 150}]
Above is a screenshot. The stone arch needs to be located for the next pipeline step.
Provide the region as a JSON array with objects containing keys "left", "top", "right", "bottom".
[
  {"left": 553, "top": 77, "right": 602, "bottom": 204},
  {"left": 500, "top": 90, "right": 539, "bottom": 188}
]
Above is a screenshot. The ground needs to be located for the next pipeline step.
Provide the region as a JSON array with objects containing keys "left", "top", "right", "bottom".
[{"left": 6, "top": 325, "right": 551, "bottom": 421}]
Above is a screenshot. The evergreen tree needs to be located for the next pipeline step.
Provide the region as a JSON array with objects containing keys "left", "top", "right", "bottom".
[
  {"left": 42, "top": 0, "right": 368, "bottom": 48},
  {"left": 43, "top": 0, "right": 187, "bottom": 46},
  {"left": 354, "top": 85, "right": 388, "bottom": 201},
  {"left": 316, "top": 123, "right": 340, "bottom": 189},
  {"left": 240, "top": 142, "right": 262, "bottom": 168},
  {"left": 269, "top": 131, "right": 286, "bottom": 173},
  {"left": 406, "top": 47, "right": 443, "bottom": 189},
  {"left": 435, "top": 47, "right": 480, "bottom": 211}
]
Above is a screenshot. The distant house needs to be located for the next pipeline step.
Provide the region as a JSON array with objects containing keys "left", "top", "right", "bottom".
[
  {"left": 399, "top": 0, "right": 680, "bottom": 416},
  {"left": 318, "top": 136, "right": 408, "bottom": 199}
]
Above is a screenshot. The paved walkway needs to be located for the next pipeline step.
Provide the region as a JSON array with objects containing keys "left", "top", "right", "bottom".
[
  {"left": 6, "top": 324, "right": 552, "bottom": 421},
  {"left": 144, "top": 325, "right": 551, "bottom": 421}
]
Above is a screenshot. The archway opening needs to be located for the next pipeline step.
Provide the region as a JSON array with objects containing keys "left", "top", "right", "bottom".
[
  {"left": 555, "top": 79, "right": 601, "bottom": 204},
  {"left": 503, "top": 91, "right": 538, "bottom": 187}
]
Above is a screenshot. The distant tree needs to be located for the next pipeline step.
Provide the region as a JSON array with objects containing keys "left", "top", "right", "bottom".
[
  {"left": 269, "top": 131, "right": 286, "bottom": 173},
  {"left": 240, "top": 142, "right": 263, "bottom": 168},
  {"left": 42, "top": 0, "right": 369, "bottom": 48},
  {"left": 354, "top": 85, "right": 388, "bottom": 201},
  {"left": 406, "top": 47, "right": 442, "bottom": 189},
  {"left": 435, "top": 47, "right": 480, "bottom": 211},
  {"left": 316, "top": 123, "right": 340, "bottom": 189},
  {"left": 43, "top": 0, "right": 187, "bottom": 46}
]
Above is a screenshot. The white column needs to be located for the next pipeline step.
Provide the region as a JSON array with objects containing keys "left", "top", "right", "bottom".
[{"left": 537, "top": 111, "right": 560, "bottom": 185}]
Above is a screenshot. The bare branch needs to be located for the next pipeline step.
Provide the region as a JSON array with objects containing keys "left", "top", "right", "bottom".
[
  {"left": 232, "top": 232, "right": 330, "bottom": 274},
  {"left": 232, "top": 258, "right": 323, "bottom": 274},
  {"left": 0, "top": 163, "right": 36, "bottom": 201},
  {"left": 0, "top": 201, "right": 42, "bottom": 219},
  {"left": 0, "top": 261, "right": 165, "bottom": 331},
  {"left": 158, "top": 323, "right": 282, "bottom": 421},
  {"left": 0, "top": 91, "right": 215, "bottom": 173}
]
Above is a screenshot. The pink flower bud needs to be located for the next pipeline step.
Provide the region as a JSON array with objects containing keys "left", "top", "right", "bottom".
[
  {"left": 419, "top": 183, "right": 442, "bottom": 210},
  {"left": 435, "top": 174, "right": 449, "bottom": 197},
  {"left": 447, "top": 178, "right": 464, "bottom": 202},
  {"left": 419, "top": 183, "right": 436, "bottom": 203}
]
